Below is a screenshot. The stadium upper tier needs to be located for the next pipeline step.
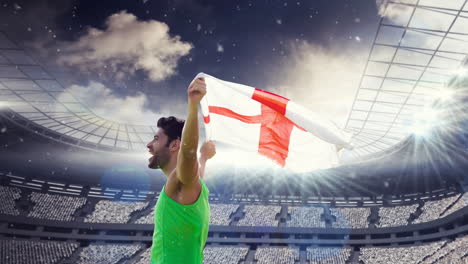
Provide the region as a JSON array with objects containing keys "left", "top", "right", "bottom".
[{"left": 1, "top": 178, "right": 467, "bottom": 229}]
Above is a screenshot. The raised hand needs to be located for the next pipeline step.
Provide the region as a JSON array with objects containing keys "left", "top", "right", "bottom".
[
  {"left": 187, "top": 77, "right": 207, "bottom": 105},
  {"left": 200, "top": 140, "right": 216, "bottom": 161}
]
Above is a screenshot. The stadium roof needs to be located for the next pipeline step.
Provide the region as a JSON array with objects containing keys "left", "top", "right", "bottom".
[
  {"left": 343, "top": 0, "right": 468, "bottom": 161},
  {"left": 0, "top": 0, "right": 467, "bottom": 160},
  {"left": 0, "top": 32, "right": 156, "bottom": 152}
]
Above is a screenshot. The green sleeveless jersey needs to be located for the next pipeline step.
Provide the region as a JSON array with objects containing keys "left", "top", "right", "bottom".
[{"left": 150, "top": 178, "right": 210, "bottom": 264}]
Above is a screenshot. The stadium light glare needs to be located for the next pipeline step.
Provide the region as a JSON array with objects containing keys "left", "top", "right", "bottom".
[
  {"left": 437, "top": 88, "right": 455, "bottom": 101},
  {"left": 409, "top": 108, "right": 439, "bottom": 137}
]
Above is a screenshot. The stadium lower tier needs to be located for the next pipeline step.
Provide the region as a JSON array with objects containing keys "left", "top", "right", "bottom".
[
  {"left": 0, "top": 236, "right": 467, "bottom": 264},
  {"left": 1, "top": 183, "right": 468, "bottom": 228},
  {"left": 1, "top": 177, "right": 468, "bottom": 263}
]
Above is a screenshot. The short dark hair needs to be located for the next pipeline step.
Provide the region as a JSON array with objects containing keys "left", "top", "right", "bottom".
[{"left": 157, "top": 116, "right": 185, "bottom": 146}]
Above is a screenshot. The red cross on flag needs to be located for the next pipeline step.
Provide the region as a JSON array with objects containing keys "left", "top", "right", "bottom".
[{"left": 197, "top": 73, "right": 353, "bottom": 172}]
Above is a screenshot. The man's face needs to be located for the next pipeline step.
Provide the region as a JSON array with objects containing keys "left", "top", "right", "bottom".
[{"left": 146, "top": 128, "right": 171, "bottom": 169}]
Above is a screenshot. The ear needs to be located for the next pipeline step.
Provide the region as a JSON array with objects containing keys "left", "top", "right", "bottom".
[{"left": 169, "top": 139, "right": 181, "bottom": 152}]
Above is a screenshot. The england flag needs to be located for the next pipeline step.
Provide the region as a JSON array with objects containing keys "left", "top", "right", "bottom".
[{"left": 196, "top": 72, "right": 353, "bottom": 172}]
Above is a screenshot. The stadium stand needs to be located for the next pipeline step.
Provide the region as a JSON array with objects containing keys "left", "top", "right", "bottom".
[
  {"left": 1, "top": 176, "right": 468, "bottom": 264},
  {"left": 76, "top": 244, "right": 142, "bottom": 264},
  {"left": 306, "top": 247, "right": 352, "bottom": 264},
  {"left": 359, "top": 241, "right": 446, "bottom": 264},
  {"left": 0, "top": 186, "right": 20, "bottom": 215},
  {"left": 420, "top": 236, "right": 468, "bottom": 264},
  {"left": 330, "top": 207, "right": 370, "bottom": 228},
  {"left": 237, "top": 205, "right": 281, "bottom": 226},
  {"left": 209, "top": 203, "right": 239, "bottom": 225},
  {"left": 203, "top": 246, "right": 249, "bottom": 264},
  {"left": 135, "top": 209, "right": 154, "bottom": 224},
  {"left": 414, "top": 195, "right": 460, "bottom": 224},
  {"left": 28, "top": 192, "right": 86, "bottom": 221},
  {"left": 287, "top": 206, "right": 325, "bottom": 228},
  {"left": 134, "top": 247, "right": 151, "bottom": 264},
  {"left": 1, "top": 180, "right": 467, "bottom": 231},
  {"left": 0, "top": 239, "right": 79, "bottom": 264},
  {"left": 440, "top": 192, "right": 468, "bottom": 217},
  {"left": 254, "top": 247, "right": 300, "bottom": 264},
  {"left": 0, "top": 182, "right": 467, "bottom": 264},
  {"left": 84, "top": 200, "right": 148, "bottom": 223},
  {"left": 377, "top": 204, "right": 418, "bottom": 228}
]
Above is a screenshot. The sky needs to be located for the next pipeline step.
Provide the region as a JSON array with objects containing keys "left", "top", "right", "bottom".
[
  {"left": 1, "top": 0, "right": 467, "bottom": 182},
  {"left": 0, "top": 0, "right": 381, "bottom": 127}
]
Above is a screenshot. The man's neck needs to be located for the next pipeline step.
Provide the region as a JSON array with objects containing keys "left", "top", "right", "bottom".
[{"left": 161, "top": 155, "right": 177, "bottom": 178}]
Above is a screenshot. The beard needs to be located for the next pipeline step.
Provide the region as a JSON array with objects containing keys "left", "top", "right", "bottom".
[
  {"left": 148, "top": 155, "right": 160, "bottom": 169},
  {"left": 148, "top": 149, "right": 169, "bottom": 169}
]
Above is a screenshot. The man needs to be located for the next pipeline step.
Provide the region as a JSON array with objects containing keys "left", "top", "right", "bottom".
[{"left": 146, "top": 77, "right": 216, "bottom": 263}]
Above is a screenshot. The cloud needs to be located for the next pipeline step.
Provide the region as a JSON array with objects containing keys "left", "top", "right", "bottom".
[
  {"left": 270, "top": 41, "right": 366, "bottom": 128},
  {"left": 375, "top": 0, "right": 414, "bottom": 25},
  {"left": 57, "top": 81, "right": 167, "bottom": 125},
  {"left": 57, "top": 11, "right": 192, "bottom": 82}
]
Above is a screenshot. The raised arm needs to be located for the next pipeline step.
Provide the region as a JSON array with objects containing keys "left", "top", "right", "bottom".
[
  {"left": 176, "top": 78, "right": 206, "bottom": 185},
  {"left": 199, "top": 140, "right": 216, "bottom": 179}
]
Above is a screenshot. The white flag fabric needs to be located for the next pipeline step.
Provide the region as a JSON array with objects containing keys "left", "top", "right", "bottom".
[{"left": 195, "top": 72, "right": 353, "bottom": 172}]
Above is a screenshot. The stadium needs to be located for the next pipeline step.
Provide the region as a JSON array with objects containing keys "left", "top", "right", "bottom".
[{"left": 1, "top": 1, "right": 468, "bottom": 264}]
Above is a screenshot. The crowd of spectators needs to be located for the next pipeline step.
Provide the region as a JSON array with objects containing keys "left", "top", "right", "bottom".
[
  {"left": 440, "top": 193, "right": 468, "bottom": 217},
  {"left": 76, "top": 244, "right": 142, "bottom": 264},
  {"left": 135, "top": 210, "right": 154, "bottom": 224},
  {"left": 0, "top": 186, "right": 20, "bottom": 215},
  {"left": 287, "top": 206, "right": 325, "bottom": 228},
  {"left": 306, "top": 247, "right": 351, "bottom": 264},
  {"left": 377, "top": 204, "right": 418, "bottom": 227},
  {"left": 3, "top": 183, "right": 467, "bottom": 231},
  {"left": 0, "top": 239, "right": 78, "bottom": 264},
  {"left": 237, "top": 205, "right": 281, "bottom": 226},
  {"left": 414, "top": 195, "right": 460, "bottom": 224},
  {"left": 330, "top": 207, "right": 370, "bottom": 228},
  {"left": 420, "top": 236, "right": 468, "bottom": 264},
  {"left": 254, "top": 247, "right": 299, "bottom": 264},
  {"left": 209, "top": 203, "right": 239, "bottom": 225},
  {"left": 134, "top": 247, "right": 151, "bottom": 264},
  {"left": 84, "top": 200, "right": 148, "bottom": 223},
  {"left": 28, "top": 192, "right": 86, "bottom": 221},
  {"left": 203, "top": 246, "right": 249, "bottom": 264},
  {"left": 359, "top": 241, "right": 445, "bottom": 264}
]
